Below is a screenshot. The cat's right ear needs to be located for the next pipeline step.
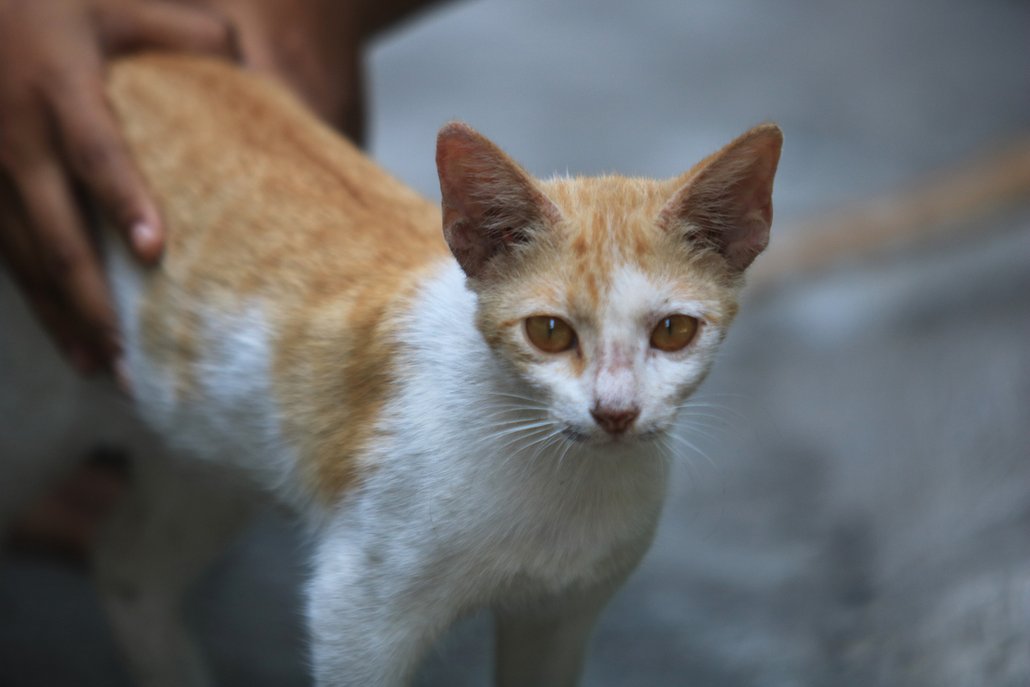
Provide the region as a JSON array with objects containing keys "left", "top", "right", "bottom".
[
  {"left": 660, "top": 123, "right": 783, "bottom": 272},
  {"left": 436, "top": 122, "right": 560, "bottom": 279}
]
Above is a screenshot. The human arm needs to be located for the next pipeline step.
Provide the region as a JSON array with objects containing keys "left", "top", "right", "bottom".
[
  {"left": 0, "top": 0, "right": 239, "bottom": 372},
  {"left": 187, "top": 0, "right": 450, "bottom": 142}
]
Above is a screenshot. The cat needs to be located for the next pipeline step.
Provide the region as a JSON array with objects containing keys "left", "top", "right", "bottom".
[{"left": 1, "top": 53, "right": 781, "bottom": 687}]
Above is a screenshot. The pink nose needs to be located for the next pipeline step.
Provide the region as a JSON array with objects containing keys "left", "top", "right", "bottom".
[{"left": 590, "top": 405, "right": 640, "bottom": 436}]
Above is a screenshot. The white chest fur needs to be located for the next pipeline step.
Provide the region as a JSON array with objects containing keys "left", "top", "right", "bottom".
[{"left": 335, "top": 263, "right": 669, "bottom": 599}]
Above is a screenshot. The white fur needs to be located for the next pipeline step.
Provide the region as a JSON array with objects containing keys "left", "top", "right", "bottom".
[
  {"left": 106, "top": 237, "right": 307, "bottom": 508},
  {"left": 590, "top": 263, "right": 724, "bottom": 432}
]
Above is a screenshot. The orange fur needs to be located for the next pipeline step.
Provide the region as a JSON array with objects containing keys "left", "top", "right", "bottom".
[{"left": 108, "top": 55, "right": 447, "bottom": 500}]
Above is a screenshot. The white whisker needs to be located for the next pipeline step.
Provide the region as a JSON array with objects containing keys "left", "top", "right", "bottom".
[
  {"left": 486, "top": 430, "right": 557, "bottom": 458},
  {"left": 659, "top": 434, "right": 697, "bottom": 482},
  {"left": 486, "top": 390, "right": 549, "bottom": 405},
  {"left": 555, "top": 433, "right": 578, "bottom": 472},
  {"left": 476, "top": 419, "right": 555, "bottom": 441},
  {"left": 494, "top": 425, "right": 558, "bottom": 468},
  {"left": 665, "top": 431, "right": 717, "bottom": 468},
  {"left": 522, "top": 427, "right": 566, "bottom": 458},
  {"left": 487, "top": 415, "right": 550, "bottom": 429},
  {"left": 678, "top": 410, "right": 732, "bottom": 424},
  {"left": 677, "top": 421, "right": 723, "bottom": 444}
]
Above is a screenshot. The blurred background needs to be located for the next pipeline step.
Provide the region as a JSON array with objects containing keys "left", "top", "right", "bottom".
[{"left": 2, "top": 0, "right": 1028, "bottom": 685}]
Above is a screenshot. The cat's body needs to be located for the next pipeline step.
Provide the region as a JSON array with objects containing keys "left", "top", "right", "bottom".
[{"left": 2, "top": 54, "right": 781, "bottom": 686}]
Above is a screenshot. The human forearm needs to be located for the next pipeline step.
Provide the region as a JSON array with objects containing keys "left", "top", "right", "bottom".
[{"left": 168, "top": 0, "right": 456, "bottom": 140}]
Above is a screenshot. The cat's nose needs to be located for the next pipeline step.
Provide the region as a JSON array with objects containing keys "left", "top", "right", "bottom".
[{"left": 590, "top": 405, "right": 640, "bottom": 436}]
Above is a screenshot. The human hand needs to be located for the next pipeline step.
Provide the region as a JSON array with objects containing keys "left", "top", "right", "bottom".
[
  {"left": 0, "top": 0, "right": 239, "bottom": 374},
  {"left": 178, "top": 0, "right": 447, "bottom": 144},
  {"left": 179, "top": 0, "right": 367, "bottom": 142}
]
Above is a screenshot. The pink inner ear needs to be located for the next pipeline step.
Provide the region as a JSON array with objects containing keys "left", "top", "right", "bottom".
[
  {"left": 662, "top": 126, "right": 782, "bottom": 271},
  {"left": 721, "top": 210, "right": 771, "bottom": 269},
  {"left": 435, "top": 122, "right": 560, "bottom": 278},
  {"left": 436, "top": 124, "right": 495, "bottom": 220}
]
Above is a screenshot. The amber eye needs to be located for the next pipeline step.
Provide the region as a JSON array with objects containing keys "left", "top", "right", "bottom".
[
  {"left": 525, "top": 316, "right": 576, "bottom": 353},
  {"left": 650, "top": 315, "right": 699, "bottom": 352}
]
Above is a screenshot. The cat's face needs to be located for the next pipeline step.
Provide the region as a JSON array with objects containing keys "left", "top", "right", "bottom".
[{"left": 437, "top": 123, "right": 781, "bottom": 445}]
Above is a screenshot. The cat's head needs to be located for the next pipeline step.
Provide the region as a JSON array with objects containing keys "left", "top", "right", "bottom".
[{"left": 436, "top": 123, "right": 781, "bottom": 445}]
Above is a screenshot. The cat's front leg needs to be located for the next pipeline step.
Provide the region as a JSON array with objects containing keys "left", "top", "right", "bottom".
[
  {"left": 492, "top": 580, "right": 620, "bottom": 687},
  {"left": 307, "top": 530, "right": 462, "bottom": 687}
]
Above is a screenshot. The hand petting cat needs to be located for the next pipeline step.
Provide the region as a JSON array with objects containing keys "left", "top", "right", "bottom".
[
  {"left": 0, "top": 0, "right": 443, "bottom": 375},
  {"left": 0, "top": 0, "right": 240, "bottom": 374}
]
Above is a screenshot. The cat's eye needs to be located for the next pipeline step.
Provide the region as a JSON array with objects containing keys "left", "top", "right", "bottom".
[
  {"left": 525, "top": 316, "right": 576, "bottom": 353},
  {"left": 650, "top": 315, "right": 699, "bottom": 352}
]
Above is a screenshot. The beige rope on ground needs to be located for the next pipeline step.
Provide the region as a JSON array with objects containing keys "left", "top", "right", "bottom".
[{"left": 750, "top": 134, "right": 1030, "bottom": 294}]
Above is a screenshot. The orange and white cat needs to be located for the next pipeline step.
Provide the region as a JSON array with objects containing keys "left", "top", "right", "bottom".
[{"left": 2, "top": 55, "right": 780, "bottom": 686}]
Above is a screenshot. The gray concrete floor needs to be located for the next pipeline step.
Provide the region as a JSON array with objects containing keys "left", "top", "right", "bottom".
[{"left": 2, "top": 0, "right": 1029, "bottom": 685}]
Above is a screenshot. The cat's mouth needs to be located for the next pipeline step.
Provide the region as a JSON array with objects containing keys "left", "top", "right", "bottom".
[
  {"left": 561, "top": 425, "right": 663, "bottom": 446},
  {"left": 561, "top": 426, "right": 591, "bottom": 443}
]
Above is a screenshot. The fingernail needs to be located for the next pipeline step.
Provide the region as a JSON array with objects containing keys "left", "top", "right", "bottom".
[{"left": 131, "top": 221, "right": 161, "bottom": 256}]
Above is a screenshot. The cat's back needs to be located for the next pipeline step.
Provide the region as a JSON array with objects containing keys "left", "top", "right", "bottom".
[
  {"left": 106, "top": 54, "right": 446, "bottom": 306},
  {"left": 104, "top": 55, "right": 451, "bottom": 503}
]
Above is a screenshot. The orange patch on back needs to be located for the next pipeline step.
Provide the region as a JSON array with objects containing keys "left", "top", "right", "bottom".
[
  {"left": 633, "top": 233, "right": 650, "bottom": 262},
  {"left": 108, "top": 55, "right": 448, "bottom": 503}
]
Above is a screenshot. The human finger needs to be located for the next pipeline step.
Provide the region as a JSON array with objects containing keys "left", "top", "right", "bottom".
[
  {"left": 49, "top": 67, "right": 163, "bottom": 261},
  {"left": 10, "top": 154, "right": 120, "bottom": 369}
]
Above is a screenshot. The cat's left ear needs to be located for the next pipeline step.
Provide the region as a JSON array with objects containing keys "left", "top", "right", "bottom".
[
  {"left": 436, "top": 122, "right": 561, "bottom": 279},
  {"left": 660, "top": 124, "right": 783, "bottom": 271}
]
